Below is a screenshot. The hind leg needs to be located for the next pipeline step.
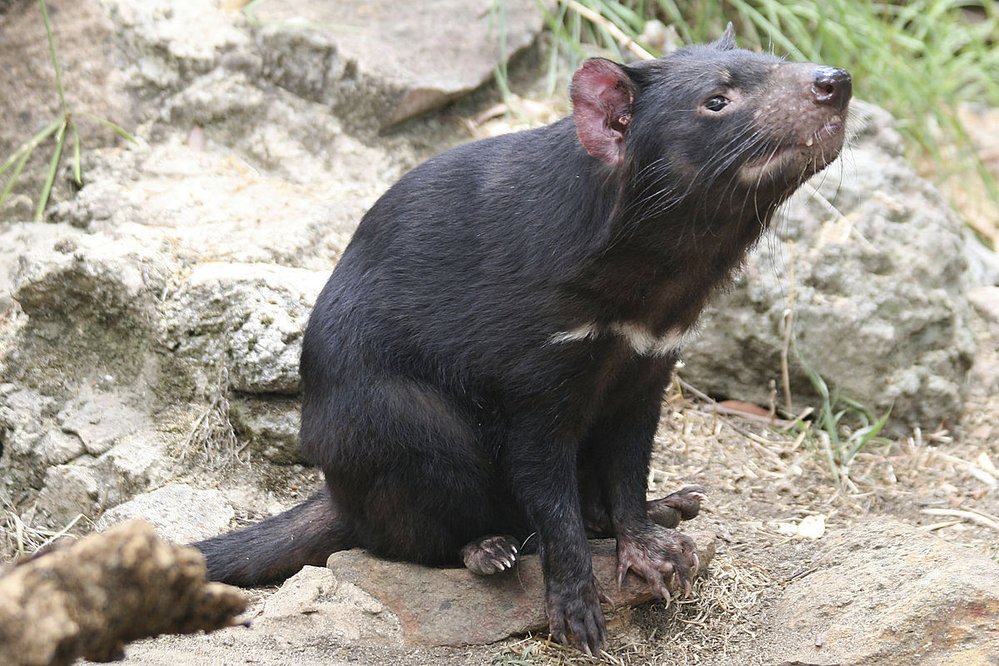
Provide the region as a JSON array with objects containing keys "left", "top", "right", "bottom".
[
  {"left": 646, "top": 485, "right": 706, "bottom": 528},
  {"left": 306, "top": 377, "right": 523, "bottom": 567},
  {"left": 581, "top": 477, "right": 705, "bottom": 535}
]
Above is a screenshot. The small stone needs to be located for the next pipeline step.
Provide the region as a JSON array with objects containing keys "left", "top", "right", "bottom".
[
  {"left": 968, "top": 286, "right": 999, "bottom": 334},
  {"left": 95, "top": 433, "right": 173, "bottom": 507},
  {"left": 228, "top": 396, "right": 303, "bottom": 465},
  {"left": 36, "top": 430, "right": 86, "bottom": 466},
  {"left": 257, "top": 566, "right": 403, "bottom": 645},
  {"left": 796, "top": 514, "right": 826, "bottom": 539}
]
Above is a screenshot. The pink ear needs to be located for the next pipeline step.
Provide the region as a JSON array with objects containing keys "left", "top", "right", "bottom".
[{"left": 570, "top": 59, "right": 636, "bottom": 167}]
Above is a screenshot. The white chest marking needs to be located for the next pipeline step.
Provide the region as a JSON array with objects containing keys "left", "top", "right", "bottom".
[{"left": 549, "top": 321, "right": 692, "bottom": 357}]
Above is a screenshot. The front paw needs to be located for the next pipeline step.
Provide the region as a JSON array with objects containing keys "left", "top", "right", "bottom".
[
  {"left": 545, "top": 577, "right": 606, "bottom": 656},
  {"left": 617, "top": 523, "right": 699, "bottom": 600}
]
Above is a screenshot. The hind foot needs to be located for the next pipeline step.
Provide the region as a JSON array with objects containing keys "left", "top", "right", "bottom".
[
  {"left": 461, "top": 534, "right": 519, "bottom": 575},
  {"left": 647, "top": 485, "right": 706, "bottom": 529}
]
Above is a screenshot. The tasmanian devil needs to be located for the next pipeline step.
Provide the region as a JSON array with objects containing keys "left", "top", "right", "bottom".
[{"left": 194, "top": 25, "right": 851, "bottom": 653}]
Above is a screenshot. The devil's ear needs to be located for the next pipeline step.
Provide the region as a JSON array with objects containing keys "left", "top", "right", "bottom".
[
  {"left": 711, "top": 22, "right": 737, "bottom": 50},
  {"left": 570, "top": 58, "right": 636, "bottom": 167}
]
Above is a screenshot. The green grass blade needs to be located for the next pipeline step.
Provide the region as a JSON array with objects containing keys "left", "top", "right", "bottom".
[
  {"left": 34, "top": 119, "right": 67, "bottom": 222},
  {"left": 0, "top": 147, "right": 34, "bottom": 209},
  {"left": 725, "top": 0, "right": 806, "bottom": 59},
  {"left": 80, "top": 112, "right": 137, "bottom": 143},
  {"left": 37, "top": 0, "right": 67, "bottom": 115},
  {"left": 242, "top": 0, "right": 269, "bottom": 17},
  {"left": 0, "top": 119, "right": 61, "bottom": 179},
  {"left": 819, "top": 431, "right": 841, "bottom": 487},
  {"left": 843, "top": 407, "right": 892, "bottom": 465},
  {"left": 70, "top": 122, "right": 82, "bottom": 186}
]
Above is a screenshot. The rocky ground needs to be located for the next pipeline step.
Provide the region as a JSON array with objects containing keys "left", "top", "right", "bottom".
[{"left": 1, "top": 1, "right": 998, "bottom": 665}]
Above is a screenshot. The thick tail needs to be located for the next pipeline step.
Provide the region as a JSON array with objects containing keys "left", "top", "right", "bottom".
[{"left": 192, "top": 486, "right": 353, "bottom": 587}]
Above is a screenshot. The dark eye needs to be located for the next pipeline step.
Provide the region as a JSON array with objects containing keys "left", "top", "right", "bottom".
[{"left": 704, "top": 95, "right": 730, "bottom": 112}]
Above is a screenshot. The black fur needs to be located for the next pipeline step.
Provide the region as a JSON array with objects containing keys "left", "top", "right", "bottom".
[{"left": 195, "top": 35, "right": 850, "bottom": 653}]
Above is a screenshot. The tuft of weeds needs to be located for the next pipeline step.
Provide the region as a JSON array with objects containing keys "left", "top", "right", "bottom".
[
  {"left": 493, "top": 638, "right": 543, "bottom": 666},
  {"left": 0, "top": 0, "right": 134, "bottom": 221},
  {"left": 518, "top": 0, "right": 998, "bottom": 231},
  {"left": 181, "top": 368, "right": 248, "bottom": 472},
  {"left": 1, "top": 504, "right": 84, "bottom": 562},
  {"left": 783, "top": 360, "right": 893, "bottom": 491}
]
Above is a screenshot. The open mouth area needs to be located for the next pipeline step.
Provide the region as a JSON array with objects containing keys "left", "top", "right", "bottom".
[{"left": 738, "top": 111, "right": 848, "bottom": 185}]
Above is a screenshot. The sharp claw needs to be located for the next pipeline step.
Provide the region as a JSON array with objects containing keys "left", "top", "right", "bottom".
[
  {"left": 617, "top": 562, "right": 630, "bottom": 589},
  {"left": 658, "top": 582, "right": 672, "bottom": 605}
]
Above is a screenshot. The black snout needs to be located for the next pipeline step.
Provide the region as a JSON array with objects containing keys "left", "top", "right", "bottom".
[{"left": 812, "top": 67, "right": 852, "bottom": 111}]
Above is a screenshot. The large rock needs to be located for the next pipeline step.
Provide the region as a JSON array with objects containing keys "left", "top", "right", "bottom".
[
  {"left": 160, "top": 262, "right": 328, "bottom": 397},
  {"left": 50, "top": 138, "right": 363, "bottom": 269},
  {"left": 31, "top": 431, "right": 176, "bottom": 527},
  {"left": 0, "top": 225, "right": 170, "bottom": 518},
  {"left": 325, "top": 532, "right": 716, "bottom": 646},
  {"left": 103, "top": 0, "right": 249, "bottom": 93},
  {"left": 682, "top": 101, "right": 976, "bottom": 429},
  {"left": 763, "top": 517, "right": 999, "bottom": 665},
  {"left": 95, "top": 483, "right": 235, "bottom": 543},
  {"left": 32, "top": 462, "right": 101, "bottom": 526},
  {"left": 0, "top": 224, "right": 169, "bottom": 395},
  {"left": 252, "top": 0, "right": 544, "bottom": 128}
]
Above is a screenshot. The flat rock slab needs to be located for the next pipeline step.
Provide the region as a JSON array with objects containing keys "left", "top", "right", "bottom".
[
  {"left": 253, "top": 0, "right": 544, "bottom": 127},
  {"left": 325, "top": 531, "right": 716, "bottom": 646},
  {"left": 764, "top": 517, "right": 999, "bottom": 665},
  {"left": 95, "top": 483, "right": 235, "bottom": 544}
]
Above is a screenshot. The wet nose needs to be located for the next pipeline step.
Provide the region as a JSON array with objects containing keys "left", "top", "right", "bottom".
[{"left": 812, "top": 67, "right": 852, "bottom": 110}]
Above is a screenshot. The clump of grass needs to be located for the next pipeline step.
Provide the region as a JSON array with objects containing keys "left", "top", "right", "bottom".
[
  {"left": 534, "top": 0, "right": 999, "bottom": 232},
  {"left": 1, "top": 506, "right": 84, "bottom": 562},
  {"left": 181, "top": 368, "right": 248, "bottom": 472},
  {"left": 0, "top": 0, "right": 133, "bottom": 221},
  {"left": 783, "top": 361, "right": 893, "bottom": 491},
  {"left": 493, "top": 639, "right": 543, "bottom": 666}
]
